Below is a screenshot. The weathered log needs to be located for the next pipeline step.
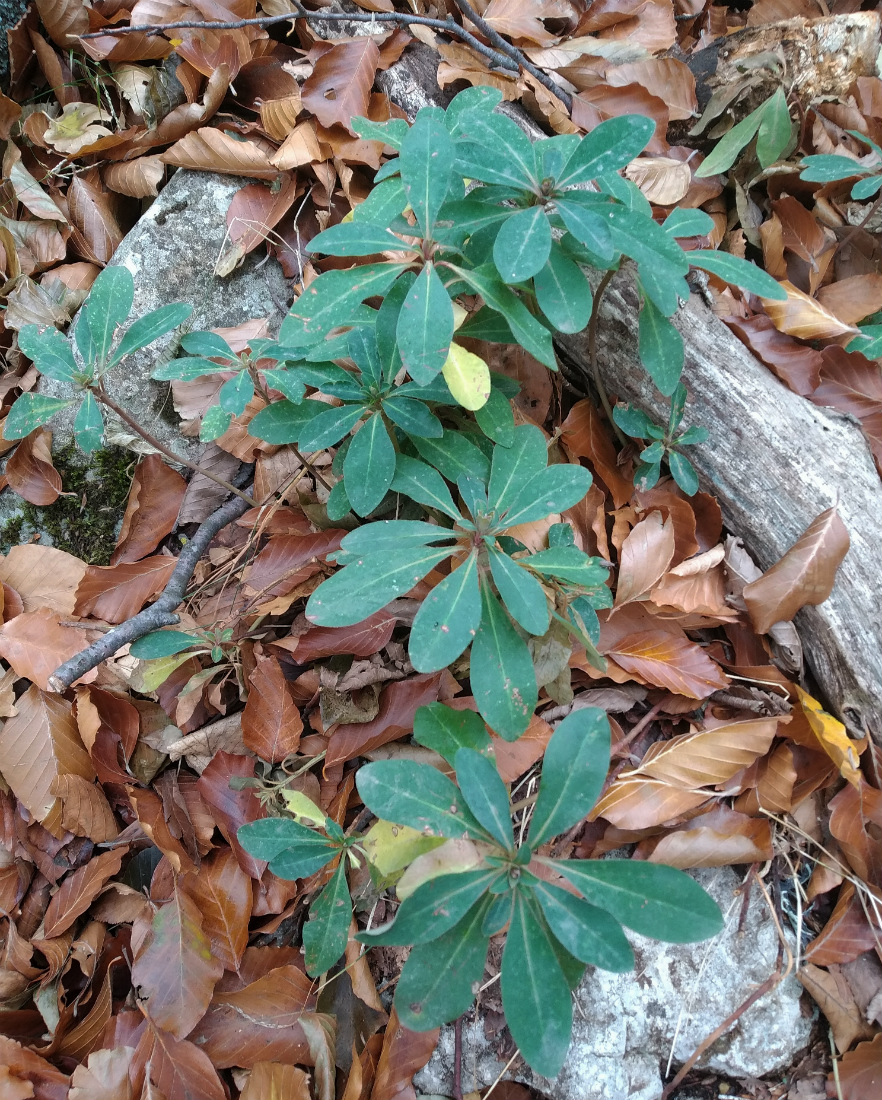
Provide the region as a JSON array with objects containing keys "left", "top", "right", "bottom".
[{"left": 377, "top": 36, "right": 882, "bottom": 743}]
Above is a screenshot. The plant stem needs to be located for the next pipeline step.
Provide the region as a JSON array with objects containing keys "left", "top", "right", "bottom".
[
  {"left": 587, "top": 269, "right": 628, "bottom": 446},
  {"left": 90, "top": 384, "right": 257, "bottom": 506}
]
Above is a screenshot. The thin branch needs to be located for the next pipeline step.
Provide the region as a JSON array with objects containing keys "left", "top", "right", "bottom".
[
  {"left": 92, "top": 384, "right": 257, "bottom": 506},
  {"left": 48, "top": 473, "right": 255, "bottom": 691},
  {"left": 453, "top": 0, "right": 573, "bottom": 111},
  {"left": 587, "top": 268, "right": 626, "bottom": 444},
  {"left": 78, "top": 6, "right": 525, "bottom": 82}
]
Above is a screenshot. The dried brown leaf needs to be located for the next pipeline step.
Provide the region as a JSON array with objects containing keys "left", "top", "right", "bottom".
[
  {"left": 725, "top": 312, "right": 822, "bottom": 397},
  {"left": 5, "top": 427, "right": 61, "bottom": 505},
  {"left": 615, "top": 510, "right": 675, "bottom": 606},
  {"left": 301, "top": 38, "right": 381, "bottom": 134},
  {"left": 817, "top": 274, "right": 882, "bottom": 326},
  {"left": 0, "top": 606, "right": 96, "bottom": 689},
  {"left": 327, "top": 673, "right": 445, "bottom": 767},
  {"left": 161, "top": 127, "right": 278, "bottom": 179},
  {"left": 742, "top": 506, "right": 850, "bottom": 634},
  {"left": 242, "top": 654, "right": 303, "bottom": 764},
  {"left": 812, "top": 347, "right": 882, "bottom": 468},
  {"left": 181, "top": 847, "right": 252, "bottom": 973},
  {"left": 762, "top": 280, "right": 859, "bottom": 341},
  {"left": 50, "top": 773, "right": 119, "bottom": 842},
  {"left": 603, "top": 630, "right": 729, "bottom": 698},
  {"left": 833, "top": 1032, "right": 882, "bottom": 1100},
  {"left": 239, "top": 1062, "right": 311, "bottom": 1100},
  {"left": 74, "top": 556, "right": 177, "bottom": 624},
  {"left": 643, "top": 806, "right": 773, "bottom": 868},
  {"left": 560, "top": 398, "right": 632, "bottom": 508},
  {"left": 44, "top": 847, "right": 125, "bottom": 937},
  {"left": 103, "top": 156, "right": 165, "bottom": 199},
  {"left": 112, "top": 453, "right": 186, "bottom": 565},
  {"left": 371, "top": 1006, "right": 439, "bottom": 1100},
  {"left": 798, "top": 962, "right": 876, "bottom": 1053},
  {"left": 0, "top": 543, "right": 87, "bottom": 614}
]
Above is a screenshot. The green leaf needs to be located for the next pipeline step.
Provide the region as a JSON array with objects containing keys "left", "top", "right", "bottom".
[
  {"left": 298, "top": 404, "right": 366, "bottom": 451},
  {"left": 668, "top": 451, "right": 700, "bottom": 496},
  {"left": 218, "top": 372, "right": 253, "bottom": 416},
  {"left": 4, "top": 393, "right": 71, "bottom": 439},
  {"left": 237, "top": 818, "right": 339, "bottom": 878},
  {"left": 527, "top": 707, "right": 610, "bottom": 850},
  {"left": 634, "top": 459, "right": 661, "bottom": 491},
  {"left": 400, "top": 107, "right": 454, "bottom": 237},
  {"left": 493, "top": 206, "right": 552, "bottom": 283},
  {"left": 638, "top": 294, "right": 685, "bottom": 396},
  {"left": 397, "top": 262, "right": 454, "bottom": 384},
  {"left": 755, "top": 87, "right": 792, "bottom": 168},
  {"left": 280, "top": 263, "right": 408, "bottom": 346},
  {"left": 695, "top": 104, "right": 765, "bottom": 177},
  {"left": 382, "top": 395, "right": 443, "bottom": 438},
  {"left": 344, "top": 413, "right": 395, "bottom": 516},
  {"left": 307, "top": 222, "right": 404, "bottom": 256},
  {"left": 488, "top": 547, "right": 550, "bottom": 636},
  {"left": 130, "top": 630, "right": 203, "bottom": 658},
  {"left": 73, "top": 391, "right": 104, "bottom": 453},
  {"left": 851, "top": 174, "right": 882, "bottom": 200},
  {"left": 499, "top": 464, "right": 592, "bottom": 528},
  {"left": 533, "top": 243, "right": 593, "bottom": 334},
  {"left": 530, "top": 879, "right": 633, "bottom": 972},
  {"left": 412, "top": 429, "right": 490, "bottom": 487},
  {"left": 662, "top": 208, "right": 715, "bottom": 239},
  {"left": 357, "top": 760, "right": 491, "bottom": 841},
  {"left": 689, "top": 249, "right": 786, "bottom": 299},
  {"left": 434, "top": 199, "right": 511, "bottom": 246},
  {"left": 457, "top": 306, "right": 514, "bottom": 343},
  {"left": 554, "top": 198, "right": 614, "bottom": 263},
  {"left": 799, "top": 154, "right": 866, "bottom": 183},
  {"left": 557, "top": 115, "right": 655, "bottom": 187},
  {"left": 391, "top": 454, "right": 462, "bottom": 521},
  {"left": 488, "top": 423, "right": 547, "bottom": 515},
  {"left": 261, "top": 368, "right": 305, "bottom": 405},
  {"left": 553, "top": 859, "right": 724, "bottom": 942},
  {"left": 448, "top": 264, "right": 557, "bottom": 369},
  {"left": 199, "top": 405, "right": 231, "bottom": 441},
  {"left": 180, "top": 331, "right": 234, "bottom": 358},
  {"left": 847, "top": 324, "right": 882, "bottom": 357},
  {"left": 17, "top": 325, "right": 78, "bottom": 383},
  {"left": 455, "top": 748, "right": 514, "bottom": 851},
  {"left": 526, "top": 546, "right": 609, "bottom": 587},
  {"left": 409, "top": 550, "right": 481, "bottom": 671},
  {"left": 455, "top": 113, "right": 538, "bottom": 190},
  {"left": 352, "top": 176, "right": 408, "bottom": 226},
  {"left": 612, "top": 403, "right": 657, "bottom": 439},
  {"left": 394, "top": 897, "right": 491, "bottom": 1030},
  {"left": 470, "top": 581, "right": 537, "bottom": 740},
  {"left": 249, "top": 398, "right": 317, "bottom": 444},
  {"left": 110, "top": 302, "right": 192, "bottom": 368},
  {"left": 306, "top": 545, "right": 451, "bottom": 627},
  {"left": 445, "top": 84, "right": 502, "bottom": 135},
  {"left": 501, "top": 891, "right": 572, "bottom": 1078},
  {"left": 605, "top": 207, "right": 689, "bottom": 316},
  {"left": 336, "top": 519, "right": 455, "bottom": 557},
  {"left": 351, "top": 115, "right": 409, "bottom": 149},
  {"left": 151, "top": 356, "right": 231, "bottom": 381},
  {"left": 85, "top": 265, "right": 134, "bottom": 363},
  {"left": 676, "top": 425, "right": 709, "bottom": 446},
  {"left": 412, "top": 702, "right": 492, "bottom": 765},
  {"left": 303, "top": 860, "right": 351, "bottom": 976},
  {"left": 358, "top": 870, "right": 497, "bottom": 946}
]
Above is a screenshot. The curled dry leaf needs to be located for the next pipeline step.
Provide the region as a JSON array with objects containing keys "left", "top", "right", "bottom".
[
  {"left": 0, "top": 606, "right": 97, "bottom": 689},
  {"left": 181, "top": 848, "right": 252, "bottom": 973},
  {"left": 798, "top": 962, "right": 876, "bottom": 1054},
  {"left": 242, "top": 654, "right": 303, "bottom": 764},
  {"left": 591, "top": 774, "right": 711, "bottom": 830},
  {"left": 812, "top": 347, "right": 882, "bottom": 468},
  {"left": 5, "top": 427, "right": 62, "bottom": 505},
  {"left": 44, "top": 102, "right": 113, "bottom": 155},
  {"left": 67, "top": 172, "right": 126, "bottom": 265},
  {"left": 51, "top": 772, "right": 119, "bottom": 842},
  {"left": 741, "top": 506, "right": 850, "bottom": 635},
  {"left": 0, "top": 684, "right": 94, "bottom": 838},
  {"left": 761, "top": 280, "right": 860, "bottom": 341},
  {"left": 603, "top": 630, "right": 729, "bottom": 698},
  {"left": 804, "top": 884, "right": 882, "bottom": 966},
  {"left": 371, "top": 1006, "right": 440, "bottom": 1100},
  {"left": 112, "top": 453, "right": 186, "bottom": 566},
  {"left": 161, "top": 127, "right": 279, "bottom": 179},
  {"left": 103, "top": 156, "right": 165, "bottom": 199},
  {"left": 69, "top": 1045, "right": 135, "bottom": 1100},
  {"left": 75, "top": 556, "right": 177, "bottom": 624},
  {"left": 615, "top": 510, "right": 675, "bottom": 606},
  {"left": 642, "top": 806, "right": 773, "bottom": 868},
  {"left": 625, "top": 156, "right": 692, "bottom": 204},
  {"left": 560, "top": 398, "right": 633, "bottom": 508},
  {"left": 797, "top": 687, "right": 863, "bottom": 788},
  {"left": 301, "top": 38, "right": 380, "bottom": 134},
  {"left": 634, "top": 717, "right": 779, "bottom": 788},
  {"left": 44, "top": 848, "right": 126, "bottom": 938}
]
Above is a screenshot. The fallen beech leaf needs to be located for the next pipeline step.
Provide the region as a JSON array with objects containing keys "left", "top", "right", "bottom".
[
  {"left": 624, "top": 156, "right": 692, "bottom": 204},
  {"left": 372, "top": 1006, "right": 440, "bottom": 1100},
  {"left": 798, "top": 962, "right": 875, "bottom": 1053},
  {"left": 0, "top": 684, "right": 93, "bottom": 838},
  {"left": 834, "top": 1032, "right": 882, "bottom": 1100},
  {"left": 44, "top": 847, "right": 126, "bottom": 937},
  {"left": 742, "top": 506, "right": 850, "bottom": 634},
  {"left": 133, "top": 1023, "right": 226, "bottom": 1100},
  {"left": 282, "top": 610, "right": 397, "bottom": 662},
  {"left": 615, "top": 510, "right": 675, "bottom": 606},
  {"left": 643, "top": 806, "right": 773, "bottom": 867},
  {"left": 725, "top": 313, "right": 823, "bottom": 397},
  {"left": 797, "top": 687, "right": 862, "bottom": 788},
  {"left": 817, "top": 273, "right": 882, "bottom": 326},
  {"left": 805, "top": 885, "right": 882, "bottom": 966},
  {"left": 44, "top": 101, "right": 113, "bottom": 155},
  {"left": 828, "top": 781, "right": 882, "bottom": 889},
  {"left": 75, "top": 555, "right": 177, "bottom": 623},
  {"left": 5, "top": 427, "right": 61, "bottom": 505},
  {"left": 197, "top": 752, "right": 266, "bottom": 880},
  {"left": 112, "top": 453, "right": 186, "bottom": 565},
  {"left": 761, "top": 280, "right": 859, "bottom": 341},
  {"left": 650, "top": 544, "right": 736, "bottom": 618},
  {"left": 591, "top": 775, "right": 711, "bottom": 829},
  {"left": 0, "top": 543, "right": 87, "bottom": 614},
  {"left": 161, "top": 127, "right": 279, "bottom": 179},
  {"left": 240, "top": 1062, "right": 311, "bottom": 1100},
  {"left": 244, "top": 531, "right": 346, "bottom": 601},
  {"left": 634, "top": 717, "right": 778, "bottom": 788},
  {"left": 560, "top": 398, "right": 633, "bottom": 508},
  {"left": 735, "top": 742, "right": 798, "bottom": 815},
  {"left": 51, "top": 772, "right": 119, "bottom": 842},
  {"left": 604, "top": 630, "right": 729, "bottom": 698},
  {"left": 103, "top": 155, "right": 165, "bottom": 199},
  {"left": 301, "top": 38, "right": 380, "bottom": 135},
  {"left": 0, "top": 1036, "right": 69, "bottom": 1100},
  {"left": 812, "top": 347, "right": 882, "bottom": 468},
  {"left": 69, "top": 1045, "right": 134, "bottom": 1100},
  {"left": 606, "top": 58, "right": 696, "bottom": 120},
  {"left": 242, "top": 654, "right": 303, "bottom": 763},
  {"left": 0, "top": 606, "right": 96, "bottom": 689},
  {"left": 130, "top": 883, "right": 223, "bottom": 1038},
  {"left": 67, "top": 171, "right": 125, "bottom": 265},
  {"left": 181, "top": 848, "right": 251, "bottom": 972}
]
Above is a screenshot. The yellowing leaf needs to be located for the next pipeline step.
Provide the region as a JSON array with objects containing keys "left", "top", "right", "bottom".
[
  {"left": 452, "top": 302, "right": 468, "bottom": 330},
  {"left": 279, "top": 788, "right": 326, "bottom": 826},
  {"left": 44, "top": 102, "right": 113, "bottom": 156},
  {"left": 360, "top": 818, "right": 445, "bottom": 883},
  {"left": 441, "top": 342, "right": 491, "bottom": 411},
  {"left": 797, "top": 686, "right": 862, "bottom": 789}
]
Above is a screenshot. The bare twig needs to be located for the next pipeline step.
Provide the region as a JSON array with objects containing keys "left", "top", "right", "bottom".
[
  {"left": 48, "top": 470, "right": 255, "bottom": 691},
  {"left": 453, "top": 0, "right": 573, "bottom": 110},
  {"left": 92, "top": 384, "right": 257, "bottom": 506}
]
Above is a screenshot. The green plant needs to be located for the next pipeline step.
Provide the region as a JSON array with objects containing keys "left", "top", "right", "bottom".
[
  {"left": 305, "top": 424, "right": 610, "bottom": 738},
  {"left": 613, "top": 382, "right": 708, "bottom": 495},
  {"left": 799, "top": 129, "right": 882, "bottom": 203},
  {"left": 8, "top": 265, "right": 191, "bottom": 451},
  {"left": 693, "top": 86, "right": 794, "bottom": 178},
  {"left": 238, "top": 705, "right": 724, "bottom": 1078}
]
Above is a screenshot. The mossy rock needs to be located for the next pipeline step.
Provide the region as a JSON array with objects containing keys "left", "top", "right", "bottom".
[{"left": 0, "top": 445, "right": 134, "bottom": 565}]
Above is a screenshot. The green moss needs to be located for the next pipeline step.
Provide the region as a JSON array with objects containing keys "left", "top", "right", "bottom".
[{"left": 0, "top": 445, "right": 134, "bottom": 564}]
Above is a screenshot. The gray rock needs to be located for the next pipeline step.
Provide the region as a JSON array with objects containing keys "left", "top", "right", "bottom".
[
  {"left": 40, "top": 168, "right": 291, "bottom": 460},
  {"left": 0, "top": 0, "right": 28, "bottom": 91},
  {"left": 415, "top": 867, "right": 812, "bottom": 1100}
]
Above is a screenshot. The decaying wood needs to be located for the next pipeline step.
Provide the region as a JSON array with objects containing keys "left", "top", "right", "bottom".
[{"left": 379, "top": 21, "right": 882, "bottom": 743}]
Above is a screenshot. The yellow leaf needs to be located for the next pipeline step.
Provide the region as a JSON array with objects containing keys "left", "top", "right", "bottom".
[
  {"left": 279, "top": 788, "right": 326, "bottom": 826},
  {"left": 797, "top": 686, "right": 862, "bottom": 788},
  {"left": 441, "top": 342, "right": 491, "bottom": 411},
  {"left": 452, "top": 302, "right": 468, "bottom": 330},
  {"left": 360, "top": 818, "right": 445, "bottom": 885}
]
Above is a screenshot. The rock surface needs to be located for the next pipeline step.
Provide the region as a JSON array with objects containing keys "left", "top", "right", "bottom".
[
  {"left": 414, "top": 867, "right": 813, "bottom": 1100},
  {"left": 39, "top": 168, "right": 291, "bottom": 460}
]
